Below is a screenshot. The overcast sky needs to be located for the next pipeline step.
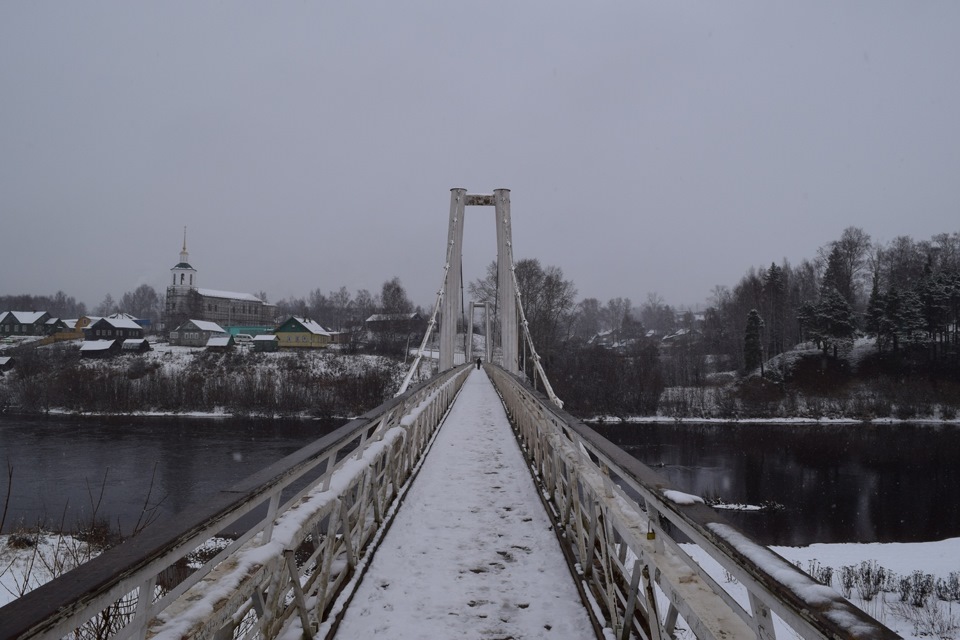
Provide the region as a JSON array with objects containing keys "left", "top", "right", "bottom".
[{"left": 2, "top": 2, "right": 958, "bottom": 312}]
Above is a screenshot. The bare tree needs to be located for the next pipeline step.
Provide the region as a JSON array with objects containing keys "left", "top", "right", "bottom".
[
  {"left": 307, "top": 289, "right": 329, "bottom": 325},
  {"left": 572, "top": 298, "right": 602, "bottom": 341},
  {"left": 329, "top": 286, "right": 352, "bottom": 331},
  {"left": 120, "top": 285, "right": 162, "bottom": 325},
  {"left": 603, "top": 297, "right": 632, "bottom": 334},
  {"left": 353, "top": 289, "right": 377, "bottom": 326},
  {"left": 93, "top": 294, "right": 118, "bottom": 317}
]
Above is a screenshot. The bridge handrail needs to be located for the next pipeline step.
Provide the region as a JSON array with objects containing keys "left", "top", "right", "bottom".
[
  {"left": 0, "top": 364, "right": 473, "bottom": 640},
  {"left": 486, "top": 365, "right": 899, "bottom": 640}
]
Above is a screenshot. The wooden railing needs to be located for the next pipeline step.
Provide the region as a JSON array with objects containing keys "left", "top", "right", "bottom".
[
  {"left": 0, "top": 364, "right": 472, "bottom": 640},
  {"left": 486, "top": 365, "right": 900, "bottom": 640}
]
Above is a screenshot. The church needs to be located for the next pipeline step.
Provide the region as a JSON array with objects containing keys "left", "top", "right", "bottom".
[{"left": 163, "top": 231, "right": 275, "bottom": 333}]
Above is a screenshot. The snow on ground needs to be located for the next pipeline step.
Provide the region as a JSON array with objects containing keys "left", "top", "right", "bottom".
[
  {"left": 682, "top": 537, "right": 960, "bottom": 639},
  {"left": 334, "top": 369, "right": 595, "bottom": 639},
  {"left": 0, "top": 533, "right": 98, "bottom": 608}
]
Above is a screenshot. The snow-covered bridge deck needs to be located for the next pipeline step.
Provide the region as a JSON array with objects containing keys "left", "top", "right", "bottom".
[{"left": 334, "top": 368, "right": 594, "bottom": 638}]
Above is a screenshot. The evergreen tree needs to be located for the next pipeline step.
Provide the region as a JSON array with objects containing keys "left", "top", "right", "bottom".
[
  {"left": 821, "top": 245, "right": 854, "bottom": 305},
  {"left": 883, "top": 287, "right": 924, "bottom": 352},
  {"left": 816, "top": 287, "right": 857, "bottom": 358},
  {"left": 744, "top": 309, "right": 764, "bottom": 375},
  {"left": 865, "top": 274, "right": 885, "bottom": 349},
  {"left": 762, "top": 262, "right": 786, "bottom": 357}
]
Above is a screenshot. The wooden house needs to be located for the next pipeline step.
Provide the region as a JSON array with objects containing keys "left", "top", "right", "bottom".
[
  {"left": 80, "top": 339, "right": 121, "bottom": 358},
  {"left": 252, "top": 334, "right": 279, "bottom": 352},
  {"left": 169, "top": 319, "right": 228, "bottom": 347},
  {"left": 274, "top": 316, "right": 331, "bottom": 349},
  {"left": 364, "top": 313, "right": 425, "bottom": 335},
  {"left": 85, "top": 316, "right": 145, "bottom": 342},
  {"left": 205, "top": 335, "right": 235, "bottom": 352},
  {"left": 0, "top": 311, "right": 52, "bottom": 337},
  {"left": 121, "top": 338, "right": 152, "bottom": 354}
]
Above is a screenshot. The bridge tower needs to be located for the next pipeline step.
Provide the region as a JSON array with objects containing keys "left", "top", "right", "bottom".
[{"left": 439, "top": 188, "right": 518, "bottom": 374}]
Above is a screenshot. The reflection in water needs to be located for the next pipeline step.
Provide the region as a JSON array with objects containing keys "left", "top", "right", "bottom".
[
  {"left": 0, "top": 415, "right": 345, "bottom": 535},
  {"left": 590, "top": 422, "right": 960, "bottom": 546}
]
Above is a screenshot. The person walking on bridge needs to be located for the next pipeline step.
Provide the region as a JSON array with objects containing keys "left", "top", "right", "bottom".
[{"left": 475, "top": 356, "right": 482, "bottom": 370}]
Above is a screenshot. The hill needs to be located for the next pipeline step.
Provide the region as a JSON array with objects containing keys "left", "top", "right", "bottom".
[
  {"left": 0, "top": 340, "right": 406, "bottom": 418},
  {"left": 656, "top": 338, "right": 960, "bottom": 422}
]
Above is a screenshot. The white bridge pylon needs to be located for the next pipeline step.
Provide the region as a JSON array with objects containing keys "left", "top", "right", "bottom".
[
  {"left": 398, "top": 188, "right": 561, "bottom": 408},
  {"left": 439, "top": 188, "right": 518, "bottom": 373}
]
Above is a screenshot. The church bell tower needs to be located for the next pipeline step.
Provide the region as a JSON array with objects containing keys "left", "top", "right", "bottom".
[{"left": 170, "top": 227, "right": 197, "bottom": 291}]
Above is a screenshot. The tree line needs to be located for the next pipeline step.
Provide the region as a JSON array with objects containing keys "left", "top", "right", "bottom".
[{"left": 714, "top": 228, "right": 960, "bottom": 374}]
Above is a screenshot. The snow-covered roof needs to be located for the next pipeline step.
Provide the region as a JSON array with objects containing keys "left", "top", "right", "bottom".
[
  {"left": 205, "top": 336, "right": 232, "bottom": 347},
  {"left": 197, "top": 288, "right": 263, "bottom": 303},
  {"left": 122, "top": 338, "right": 149, "bottom": 349},
  {"left": 4, "top": 311, "right": 48, "bottom": 324},
  {"left": 63, "top": 319, "right": 78, "bottom": 329},
  {"left": 366, "top": 313, "right": 419, "bottom": 322},
  {"left": 80, "top": 340, "right": 116, "bottom": 351},
  {"left": 96, "top": 316, "right": 142, "bottom": 330},
  {"left": 252, "top": 334, "right": 278, "bottom": 341},
  {"left": 0, "top": 356, "right": 11, "bottom": 366},
  {"left": 284, "top": 317, "right": 330, "bottom": 336},
  {"left": 183, "top": 319, "right": 226, "bottom": 333}
]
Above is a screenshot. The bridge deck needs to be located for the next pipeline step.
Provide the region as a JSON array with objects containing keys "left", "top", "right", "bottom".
[{"left": 334, "top": 368, "right": 594, "bottom": 638}]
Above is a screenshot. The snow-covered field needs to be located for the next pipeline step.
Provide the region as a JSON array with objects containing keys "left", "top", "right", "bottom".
[{"left": 684, "top": 537, "right": 960, "bottom": 639}]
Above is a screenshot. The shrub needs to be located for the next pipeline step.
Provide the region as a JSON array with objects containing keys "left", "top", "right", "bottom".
[
  {"left": 936, "top": 572, "right": 960, "bottom": 602},
  {"left": 853, "top": 560, "right": 887, "bottom": 602},
  {"left": 807, "top": 560, "right": 833, "bottom": 587},
  {"left": 900, "top": 570, "right": 936, "bottom": 608}
]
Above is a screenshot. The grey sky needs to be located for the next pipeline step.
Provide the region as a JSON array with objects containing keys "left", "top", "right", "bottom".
[{"left": 2, "top": 2, "right": 958, "bottom": 312}]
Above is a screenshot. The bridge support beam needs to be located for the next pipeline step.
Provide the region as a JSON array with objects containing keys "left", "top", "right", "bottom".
[
  {"left": 495, "top": 189, "right": 519, "bottom": 374},
  {"left": 439, "top": 188, "right": 518, "bottom": 374},
  {"left": 439, "top": 189, "right": 466, "bottom": 371},
  {"left": 465, "top": 301, "right": 493, "bottom": 365}
]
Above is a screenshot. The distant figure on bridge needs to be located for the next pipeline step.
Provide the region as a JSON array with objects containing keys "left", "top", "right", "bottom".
[{"left": 476, "top": 357, "right": 482, "bottom": 370}]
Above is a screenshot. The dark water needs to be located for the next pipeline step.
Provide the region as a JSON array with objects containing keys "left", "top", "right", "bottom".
[
  {"left": 590, "top": 421, "right": 960, "bottom": 547},
  {"left": 0, "top": 415, "right": 345, "bottom": 535}
]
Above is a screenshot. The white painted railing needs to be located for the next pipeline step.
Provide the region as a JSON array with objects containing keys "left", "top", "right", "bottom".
[
  {"left": 486, "top": 365, "right": 900, "bottom": 640},
  {"left": 0, "top": 364, "right": 472, "bottom": 640}
]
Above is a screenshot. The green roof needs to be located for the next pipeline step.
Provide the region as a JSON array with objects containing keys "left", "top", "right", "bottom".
[{"left": 173, "top": 262, "right": 195, "bottom": 269}]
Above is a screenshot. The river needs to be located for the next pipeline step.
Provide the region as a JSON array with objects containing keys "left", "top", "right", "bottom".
[
  {"left": 3, "top": 415, "right": 959, "bottom": 547},
  {"left": 591, "top": 420, "right": 960, "bottom": 546},
  {"left": 0, "top": 415, "right": 345, "bottom": 536}
]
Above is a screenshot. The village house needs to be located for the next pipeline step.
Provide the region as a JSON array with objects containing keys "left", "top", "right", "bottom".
[
  {"left": 169, "top": 319, "right": 228, "bottom": 347},
  {"left": 0, "top": 311, "right": 52, "bottom": 336},
  {"left": 364, "top": 312, "right": 425, "bottom": 335},
  {"left": 252, "top": 334, "right": 279, "bottom": 352},
  {"left": 84, "top": 315, "right": 145, "bottom": 341},
  {"left": 274, "top": 316, "right": 331, "bottom": 349},
  {"left": 80, "top": 340, "right": 121, "bottom": 358}
]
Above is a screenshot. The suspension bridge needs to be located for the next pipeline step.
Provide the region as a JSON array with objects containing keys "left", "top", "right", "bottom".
[{"left": 0, "top": 190, "right": 898, "bottom": 639}]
